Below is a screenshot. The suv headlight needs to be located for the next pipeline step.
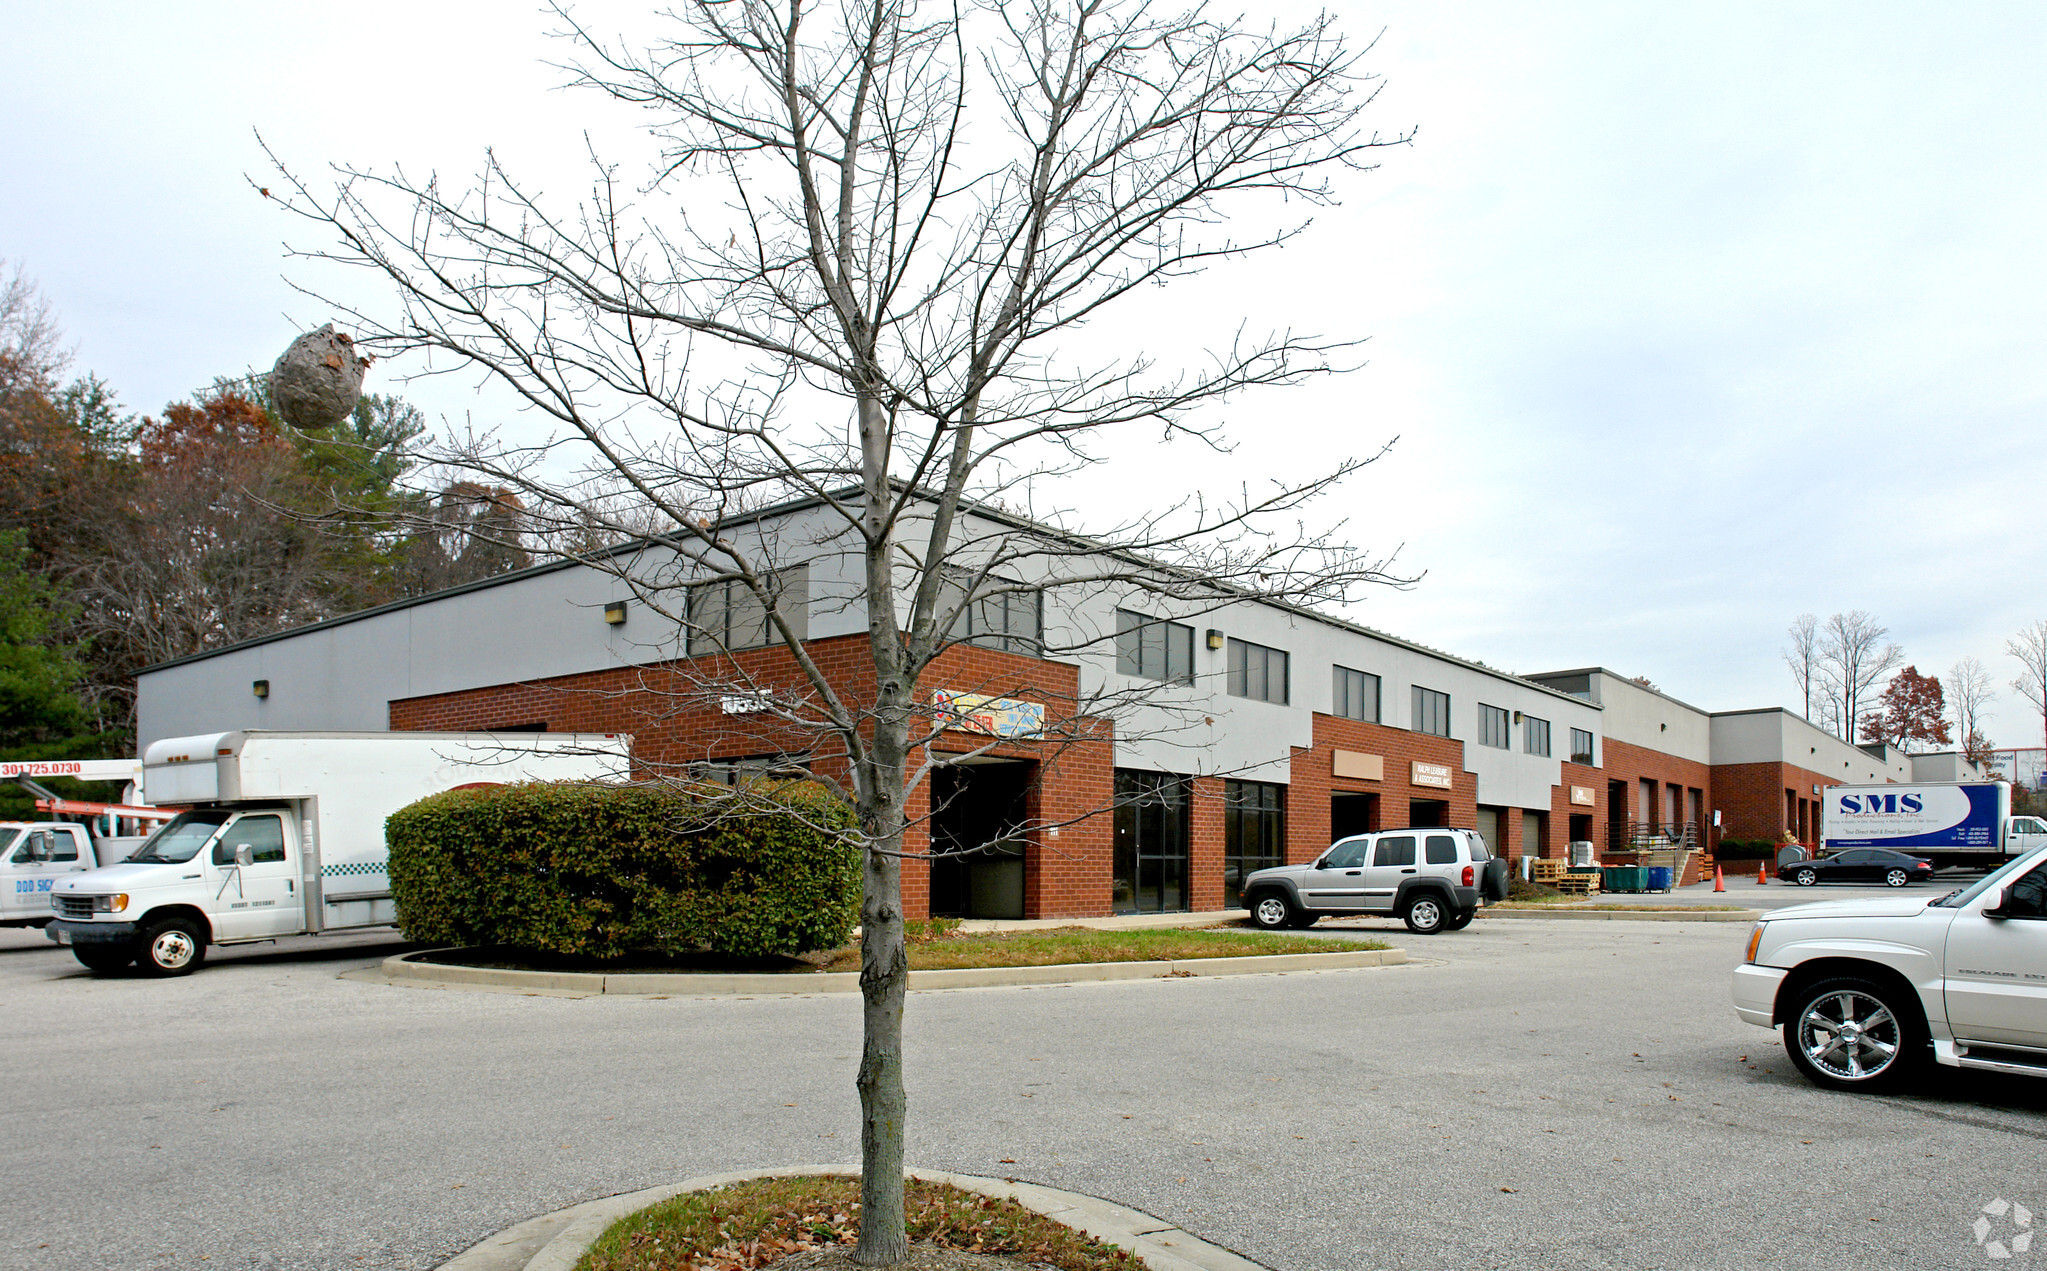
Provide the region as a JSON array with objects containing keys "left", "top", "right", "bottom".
[{"left": 1744, "top": 921, "right": 1766, "bottom": 964}]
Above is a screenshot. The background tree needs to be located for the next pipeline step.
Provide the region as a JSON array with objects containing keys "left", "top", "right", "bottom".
[
  {"left": 1948, "top": 656, "right": 1998, "bottom": 769},
  {"left": 2010, "top": 620, "right": 2047, "bottom": 764},
  {"left": 1858, "top": 665, "right": 1950, "bottom": 752},
  {"left": 1818, "top": 610, "right": 1903, "bottom": 742},
  {"left": 270, "top": 0, "right": 1404, "bottom": 1260},
  {"left": 1783, "top": 613, "right": 1823, "bottom": 721}
]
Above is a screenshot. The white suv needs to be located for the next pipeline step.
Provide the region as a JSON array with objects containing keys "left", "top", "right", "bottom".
[
  {"left": 1732, "top": 844, "right": 2047, "bottom": 1090},
  {"left": 1241, "top": 828, "right": 1509, "bottom": 935}
]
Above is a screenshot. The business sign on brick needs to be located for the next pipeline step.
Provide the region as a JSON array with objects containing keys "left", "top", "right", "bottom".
[
  {"left": 1410, "top": 761, "right": 1454, "bottom": 790},
  {"left": 931, "top": 690, "right": 1045, "bottom": 740}
]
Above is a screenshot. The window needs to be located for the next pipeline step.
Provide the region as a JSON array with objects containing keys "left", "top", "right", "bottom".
[
  {"left": 1332, "top": 666, "right": 1380, "bottom": 722},
  {"left": 1424, "top": 834, "right": 1458, "bottom": 865},
  {"left": 939, "top": 566, "right": 1042, "bottom": 656},
  {"left": 1524, "top": 715, "right": 1551, "bottom": 757},
  {"left": 1412, "top": 686, "right": 1451, "bottom": 737},
  {"left": 1570, "top": 728, "right": 1594, "bottom": 766},
  {"left": 1321, "top": 838, "right": 1368, "bottom": 868},
  {"left": 687, "top": 565, "right": 810, "bottom": 654},
  {"left": 1116, "top": 610, "right": 1194, "bottom": 684},
  {"left": 211, "top": 815, "right": 285, "bottom": 865},
  {"left": 1372, "top": 835, "right": 1417, "bottom": 867},
  {"left": 1226, "top": 638, "right": 1290, "bottom": 705},
  {"left": 1223, "top": 780, "right": 1286, "bottom": 908},
  {"left": 1113, "top": 770, "right": 1191, "bottom": 913},
  {"left": 1478, "top": 704, "right": 1510, "bottom": 749}
]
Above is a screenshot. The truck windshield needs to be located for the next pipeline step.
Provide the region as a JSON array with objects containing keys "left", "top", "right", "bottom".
[
  {"left": 0, "top": 828, "right": 17, "bottom": 856},
  {"left": 127, "top": 811, "right": 232, "bottom": 864}
]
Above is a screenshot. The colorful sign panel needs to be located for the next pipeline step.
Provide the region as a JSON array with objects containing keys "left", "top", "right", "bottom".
[{"left": 931, "top": 691, "right": 1045, "bottom": 740}]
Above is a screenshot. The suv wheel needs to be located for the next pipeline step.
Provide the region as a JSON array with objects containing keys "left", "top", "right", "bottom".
[
  {"left": 1794, "top": 867, "right": 1818, "bottom": 886},
  {"left": 1445, "top": 907, "right": 1475, "bottom": 931},
  {"left": 1884, "top": 868, "right": 1910, "bottom": 888},
  {"left": 1403, "top": 895, "right": 1449, "bottom": 935},
  {"left": 1783, "top": 976, "right": 1926, "bottom": 1092},
  {"left": 1248, "top": 892, "right": 1298, "bottom": 931}
]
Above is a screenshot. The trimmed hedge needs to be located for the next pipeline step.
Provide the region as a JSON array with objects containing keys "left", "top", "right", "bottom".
[{"left": 386, "top": 781, "right": 861, "bottom": 959}]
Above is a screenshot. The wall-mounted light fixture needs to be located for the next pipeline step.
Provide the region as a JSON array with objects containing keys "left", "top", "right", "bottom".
[
  {"left": 252, "top": 679, "right": 270, "bottom": 699},
  {"left": 1512, "top": 710, "right": 1524, "bottom": 725},
  {"left": 1205, "top": 628, "right": 1224, "bottom": 650},
  {"left": 604, "top": 601, "right": 628, "bottom": 626},
  {"left": 1659, "top": 722, "right": 1667, "bottom": 732}
]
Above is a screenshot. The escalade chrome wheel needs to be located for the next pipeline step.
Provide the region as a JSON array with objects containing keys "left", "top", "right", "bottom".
[{"left": 1784, "top": 977, "right": 1925, "bottom": 1091}]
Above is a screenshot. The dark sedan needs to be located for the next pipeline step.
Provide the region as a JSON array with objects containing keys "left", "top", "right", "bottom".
[{"left": 1778, "top": 848, "right": 1935, "bottom": 887}]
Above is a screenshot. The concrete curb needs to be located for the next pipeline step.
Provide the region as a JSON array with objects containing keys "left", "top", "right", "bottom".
[
  {"left": 438, "top": 1165, "right": 1267, "bottom": 1271},
  {"left": 1478, "top": 907, "right": 1761, "bottom": 923},
  {"left": 364, "top": 946, "right": 1407, "bottom": 996}
]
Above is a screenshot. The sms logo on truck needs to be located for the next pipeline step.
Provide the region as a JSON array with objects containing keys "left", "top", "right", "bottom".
[{"left": 1838, "top": 793, "right": 1925, "bottom": 815}]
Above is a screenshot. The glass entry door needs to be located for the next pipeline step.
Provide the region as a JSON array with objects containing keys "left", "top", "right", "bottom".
[{"left": 1114, "top": 770, "right": 1190, "bottom": 913}]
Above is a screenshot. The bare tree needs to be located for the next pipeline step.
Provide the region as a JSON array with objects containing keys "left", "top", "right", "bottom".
[
  {"left": 1783, "top": 613, "right": 1822, "bottom": 721},
  {"left": 267, "top": 1, "right": 1406, "bottom": 1260},
  {"left": 1948, "top": 656, "right": 1997, "bottom": 766},
  {"left": 1818, "top": 611, "right": 1903, "bottom": 743},
  {"left": 0, "top": 259, "right": 70, "bottom": 396},
  {"left": 2010, "top": 620, "right": 2047, "bottom": 764}
]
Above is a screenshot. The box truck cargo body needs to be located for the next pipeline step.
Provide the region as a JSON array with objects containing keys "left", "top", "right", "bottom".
[
  {"left": 47, "top": 730, "right": 631, "bottom": 974},
  {"left": 1820, "top": 781, "right": 2047, "bottom": 869}
]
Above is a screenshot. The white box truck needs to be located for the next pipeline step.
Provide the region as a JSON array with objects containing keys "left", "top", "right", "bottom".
[
  {"left": 46, "top": 730, "right": 631, "bottom": 975},
  {"left": 1820, "top": 780, "right": 2047, "bottom": 870}
]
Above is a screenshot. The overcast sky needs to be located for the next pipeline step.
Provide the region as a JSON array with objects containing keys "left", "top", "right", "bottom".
[{"left": 4, "top": 2, "right": 2044, "bottom": 748}]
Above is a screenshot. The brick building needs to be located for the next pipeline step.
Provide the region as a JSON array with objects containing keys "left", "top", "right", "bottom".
[{"left": 133, "top": 491, "right": 1981, "bottom": 919}]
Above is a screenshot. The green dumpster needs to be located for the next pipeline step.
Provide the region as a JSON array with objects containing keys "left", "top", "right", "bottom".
[{"left": 1602, "top": 865, "right": 1648, "bottom": 893}]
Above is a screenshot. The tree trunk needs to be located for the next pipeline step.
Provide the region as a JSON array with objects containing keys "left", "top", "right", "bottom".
[{"left": 854, "top": 703, "right": 910, "bottom": 1266}]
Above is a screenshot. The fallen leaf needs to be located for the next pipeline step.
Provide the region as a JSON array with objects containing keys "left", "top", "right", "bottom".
[{"left": 1501, "top": 1187, "right": 1518, "bottom": 1193}]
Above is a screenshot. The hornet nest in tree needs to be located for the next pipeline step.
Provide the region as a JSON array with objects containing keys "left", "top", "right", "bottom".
[{"left": 269, "top": 324, "right": 371, "bottom": 430}]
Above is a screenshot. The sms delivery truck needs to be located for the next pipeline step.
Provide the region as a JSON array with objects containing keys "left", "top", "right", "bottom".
[
  {"left": 1820, "top": 780, "right": 2047, "bottom": 870},
  {"left": 46, "top": 730, "right": 632, "bottom": 975}
]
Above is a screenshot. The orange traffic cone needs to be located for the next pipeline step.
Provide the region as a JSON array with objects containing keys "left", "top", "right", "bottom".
[
  {"left": 1758, "top": 862, "right": 1768, "bottom": 886},
  {"left": 1713, "top": 864, "right": 1725, "bottom": 893}
]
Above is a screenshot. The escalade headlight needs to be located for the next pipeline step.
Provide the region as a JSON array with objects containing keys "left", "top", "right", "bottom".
[{"left": 1744, "top": 921, "right": 1766, "bottom": 964}]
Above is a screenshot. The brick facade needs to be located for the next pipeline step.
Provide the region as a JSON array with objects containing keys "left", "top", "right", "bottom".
[
  {"left": 1713, "top": 760, "right": 1839, "bottom": 846},
  {"left": 386, "top": 636, "right": 1753, "bottom": 916},
  {"left": 389, "top": 633, "right": 1115, "bottom": 921}
]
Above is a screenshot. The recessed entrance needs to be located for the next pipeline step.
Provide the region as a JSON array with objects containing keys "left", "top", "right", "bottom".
[
  {"left": 1331, "top": 792, "right": 1378, "bottom": 841},
  {"left": 928, "top": 760, "right": 1031, "bottom": 920},
  {"left": 1407, "top": 798, "right": 1449, "bottom": 828}
]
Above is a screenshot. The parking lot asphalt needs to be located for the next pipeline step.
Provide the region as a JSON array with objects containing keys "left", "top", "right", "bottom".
[{"left": 4, "top": 915, "right": 2044, "bottom": 1271}]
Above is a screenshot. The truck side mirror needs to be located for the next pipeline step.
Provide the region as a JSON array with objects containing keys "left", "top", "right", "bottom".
[{"left": 233, "top": 843, "right": 254, "bottom": 867}]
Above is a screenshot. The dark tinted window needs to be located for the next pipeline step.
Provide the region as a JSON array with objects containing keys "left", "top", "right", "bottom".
[
  {"left": 1322, "top": 838, "right": 1369, "bottom": 869},
  {"left": 1332, "top": 666, "right": 1380, "bottom": 722},
  {"left": 1374, "top": 836, "right": 1416, "bottom": 867},
  {"left": 1412, "top": 687, "right": 1451, "bottom": 737},
  {"left": 1227, "top": 638, "right": 1290, "bottom": 705},
  {"left": 212, "top": 815, "right": 286, "bottom": 865},
  {"left": 1117, "top": 610, "right": 1195, "bottom": 684},
  {"left": 1424, "top": 834, "right": 1457, "bottom": 864}
]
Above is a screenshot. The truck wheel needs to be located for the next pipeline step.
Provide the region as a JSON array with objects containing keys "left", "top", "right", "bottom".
[
  {"left": 1248, "top": 892, "right": 1298, "bottom": 931},
  {"left": 1403, "top": 895, "right": 1448, "bottom": 935},
  {"left": 74, "top": 943, "right": 134, "bottom": 972},
  {"left": 1794, "top": 867, "right": 1818, "bottom": 886},
  {"left": 1783, "top": 976, "right": 1926, "bottom": 1092},
  {"left": 137, "top": 917, "right": 206, "bottom": 977},
  {"left": 1884, "top": 868, "right": 1910, "bottom": 888}
]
